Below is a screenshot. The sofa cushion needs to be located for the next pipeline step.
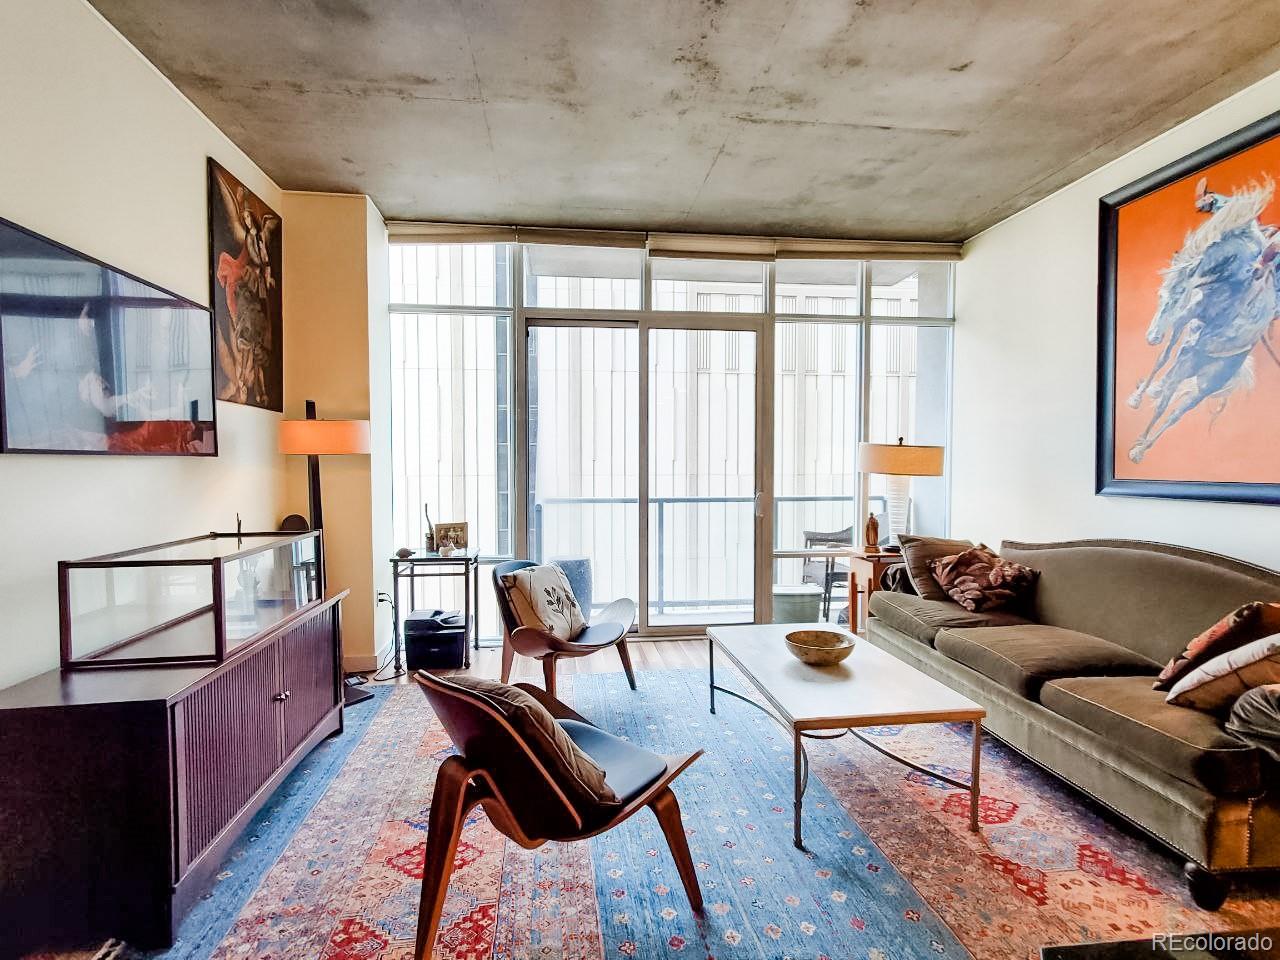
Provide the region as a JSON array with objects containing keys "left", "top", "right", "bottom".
[
  {"left": 1166, "top": 633, "right": 1280, "bottom": 713},
  {"left": 869, "top": 592, "right": 1033, "bottom": 647},
  {"left": 898, "top": 535, "right": 975, "bottom": 601},
  {"left": 934, "top": 625, "right": 1160, "bottom": 699},
  {"left": 999, "top": 541, "right": 1280, "bottom": 667},
  {"left": 1041, "top": 675, "right": 1266, "bottom": 796},
  {"left": 928, "top": 545, "right": 1039, "bottom": 612},
  {"left": 1154, "top": 601, "right": 1280, "bottom": 691}
]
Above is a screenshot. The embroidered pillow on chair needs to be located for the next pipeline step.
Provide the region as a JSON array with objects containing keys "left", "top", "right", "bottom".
[{"left": 500, "top": 564, "right": 588, "bottom": 641}]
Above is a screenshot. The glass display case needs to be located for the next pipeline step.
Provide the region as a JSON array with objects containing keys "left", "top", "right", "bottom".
[{"left": 59, "top": 531, "right": 321, "bottom": 669}]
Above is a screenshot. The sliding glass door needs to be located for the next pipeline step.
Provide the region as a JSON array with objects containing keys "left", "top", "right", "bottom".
[
  {"left": 526, "top": 323, "right": 640, "bottom": 620},
  {"left": 645, "top": 325, "right": 759, "bottom": 628},
  {"left": 526, "top": 317, "right": 764, "bottom": 633}
]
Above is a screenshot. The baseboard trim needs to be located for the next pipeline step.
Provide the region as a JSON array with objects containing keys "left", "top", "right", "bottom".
[{"left": 344, "top": 637, "right": 393, "bottom": 675}]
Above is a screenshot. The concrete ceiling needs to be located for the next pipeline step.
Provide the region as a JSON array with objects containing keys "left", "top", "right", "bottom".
[{"left": 92, "top": 0, "right": 1280, "bottom": 242}]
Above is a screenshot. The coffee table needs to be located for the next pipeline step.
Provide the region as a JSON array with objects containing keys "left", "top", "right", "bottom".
[{"left": 707, "top": 623, "right": 986, "bottom": 848}]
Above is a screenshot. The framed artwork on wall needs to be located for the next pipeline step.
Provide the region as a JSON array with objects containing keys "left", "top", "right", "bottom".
[
  {"left": 207, "top": 158, "right": 283, "bottom": 411},
  {"left": 1098, "top": 109, "right": 1280, "bottom": 504},
  {"left": 0, "top": 216, "right": 217, "bottom": 455}
]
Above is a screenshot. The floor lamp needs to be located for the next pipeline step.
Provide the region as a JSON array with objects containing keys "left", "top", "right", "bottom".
[
  {"left": 857, "top": 438, "right": 945, "bottom": 551},
  {"left": 279, "top": 400, "right": 373, "bottom": 706}
]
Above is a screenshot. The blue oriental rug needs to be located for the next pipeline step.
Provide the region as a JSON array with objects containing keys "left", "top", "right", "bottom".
[{"left": 33, "top": 669, "right": 1280, "bottom": 960}]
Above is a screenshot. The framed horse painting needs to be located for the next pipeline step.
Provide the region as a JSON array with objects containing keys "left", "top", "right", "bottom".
[{"left": 1098, "top": 109, "right": 1280, "bottom": 504}]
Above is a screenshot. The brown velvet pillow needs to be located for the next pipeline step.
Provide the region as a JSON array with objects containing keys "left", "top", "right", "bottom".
[
  {"left": 439, "top": 674, "right": 618, "bottom": 805},
  {"left": 1154, "top": 602, "right": 1280, "bottom": 692},
  {"left": 928, "top": 545, "right": 1039, "bottom": 613},
  {"left": 898, "top": 535, "right": 975, "bottom": 602}
]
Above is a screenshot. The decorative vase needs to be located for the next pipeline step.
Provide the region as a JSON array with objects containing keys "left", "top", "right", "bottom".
[{"left": 423, "top": 503, "right": 437, "bottom": 553}]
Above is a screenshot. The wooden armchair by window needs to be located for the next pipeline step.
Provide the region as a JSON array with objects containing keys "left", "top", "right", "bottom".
[
  {"left": 493, "top": 559, "right": 637, "bottom": 698},
  {"left": 413, "top": 671, "right": 703, "bottom": 960}
]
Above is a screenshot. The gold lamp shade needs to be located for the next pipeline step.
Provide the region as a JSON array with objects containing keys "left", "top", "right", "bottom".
[
  {"left": 279, "top": 418, "right": 370, "bottom": 456},
  {"left": 858, "top": 439, "right": 944, "bottom": 476}
]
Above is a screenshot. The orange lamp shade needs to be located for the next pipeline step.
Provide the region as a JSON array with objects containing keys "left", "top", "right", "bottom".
[
  {"left": 858, "top": 440, "right": 944, "bottom": 476},
  {"left": 279, "top": 418, "right": 370, "bottom": 456}
]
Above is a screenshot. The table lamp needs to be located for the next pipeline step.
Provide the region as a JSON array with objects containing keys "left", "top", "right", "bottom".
[
  {"left": 857, "top": 437, "right": 945, "bottom": 551},
  {"left": 279, "top": 400, "right": 372, "bottom": 705}
]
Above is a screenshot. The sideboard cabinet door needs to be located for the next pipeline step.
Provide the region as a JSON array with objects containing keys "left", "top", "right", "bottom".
[
  {"left": 279, "top": 605, "right": 341, "bottom": 759},
  {"left": 173, "top": 641, "right": 283, "bottom": 876}
]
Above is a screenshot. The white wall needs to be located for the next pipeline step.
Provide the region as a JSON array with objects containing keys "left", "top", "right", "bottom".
[
  {"left": 0, "top": 0, "right": 288, "bottom": 688},
  {"left": 954, "top": 70, "right": 1280, "bottom": 569}
]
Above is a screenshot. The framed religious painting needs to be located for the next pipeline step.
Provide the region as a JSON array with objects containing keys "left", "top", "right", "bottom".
[
  {"left": 1098, "top": 109, "right": 1280, "bottom": 504},
  {"left": 207, "top": 158, "right": 283, "bottom": 411}
]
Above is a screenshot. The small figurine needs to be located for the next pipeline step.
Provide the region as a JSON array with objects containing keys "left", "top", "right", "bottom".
[
  {"left": 863, "top": 512, "right": 880, "bottom": 553},
  {"left": 395, "top": 547, "right": 414, "bottom": 559}
]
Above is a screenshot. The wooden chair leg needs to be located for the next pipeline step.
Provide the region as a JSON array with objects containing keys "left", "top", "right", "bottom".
[
  {"left": 500, "top": 635, "right": 515, "bottom": 683},
  {"left": 415, "top": 756, "right": 478, "bottom": 960},
  {"left": 615, "top": 637, "right": 637, "bottom": 690},
  {"left": 650, "top": 786, "right": 702, "bottom": 913},
  {"left": 542, "top": 655, "right": 558, "bottom": 699}
]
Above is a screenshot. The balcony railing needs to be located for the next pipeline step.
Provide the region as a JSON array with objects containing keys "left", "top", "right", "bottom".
[{"left": 532, "top": 494, "right": 883, "bottom": 615}]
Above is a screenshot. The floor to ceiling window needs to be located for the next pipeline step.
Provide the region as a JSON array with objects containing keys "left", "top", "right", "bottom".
[{"left": 388, "top": 238, "right": 953, "bottom": 637}]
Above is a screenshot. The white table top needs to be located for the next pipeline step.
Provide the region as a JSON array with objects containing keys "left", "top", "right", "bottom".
[{"left": 707, "top": 622, "right": 984, "bottom": 732}]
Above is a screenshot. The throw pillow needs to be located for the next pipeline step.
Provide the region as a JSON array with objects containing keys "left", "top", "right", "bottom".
[
  {"left": 500, "top": 564, "right": 588, "bottom": 641},
  {"left": 898, "top": 535, "right": 975, "bottom": 602},
  {"left": 433, "top": 673, "right": 618, "bottom": 805},
  {"left": 1225, "top": 684, "right": 1280, "bottom": 762},
  {"left": 1166, "top": 634, "right": 1280, "bottom": 713},
  {"left": 1153, "top": 601, "right": 1280, "bottom": 691},
  {"left": 928, "top": 545, "right": 1039, "bottom": 613}
]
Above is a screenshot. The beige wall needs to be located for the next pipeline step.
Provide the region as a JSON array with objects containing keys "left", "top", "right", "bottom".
[
  {"left": 954, "top": 69, "right": 1280, "bottom": 568},
  {"left": 282, "top": 193, "right": 391, "bottom": 669},
  {"left": 0, "top": 0, "right": 288, "bottom": 689}
]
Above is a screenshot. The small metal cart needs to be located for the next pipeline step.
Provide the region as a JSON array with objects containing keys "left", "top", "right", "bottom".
[{"left": 390, "top": 550, "right": 481, "bottom": 672}]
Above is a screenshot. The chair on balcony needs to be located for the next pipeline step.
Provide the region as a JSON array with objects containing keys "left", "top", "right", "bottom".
[
  {"left": 494, "top": 559, "right": 637, "bottom": 698},
  {"left": 412, "top": 671, "right": 703, "bottom": 960},
  {"left": 802, "top": 525, "right": 853, "bottom": 620}
]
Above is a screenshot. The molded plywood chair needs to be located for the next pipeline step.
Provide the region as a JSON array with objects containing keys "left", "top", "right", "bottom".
[
  {"left": 493, "top": 559, "right": 637, "bottom": 698},
  {"left": 412, "top": 671, "right": 703, "bottom": 960}
]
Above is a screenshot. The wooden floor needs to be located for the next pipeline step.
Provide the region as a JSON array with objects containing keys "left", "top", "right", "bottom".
[{"left": 370, "top": 638, "right": 709, "bottom": 685}]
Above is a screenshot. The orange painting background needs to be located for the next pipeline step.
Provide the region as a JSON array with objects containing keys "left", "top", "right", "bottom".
[{"left": 1113, "top": 133, "right": 1280, "bottom": 483}]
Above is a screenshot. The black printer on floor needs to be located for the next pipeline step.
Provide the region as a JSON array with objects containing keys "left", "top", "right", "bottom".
[{"left": 403, "top": 609, "right": 466, "bottom": 670}]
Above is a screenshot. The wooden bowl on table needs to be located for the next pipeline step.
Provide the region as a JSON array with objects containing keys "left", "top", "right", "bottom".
[{"left": 785, "top": 628, "right": 855, "bottom": 666}]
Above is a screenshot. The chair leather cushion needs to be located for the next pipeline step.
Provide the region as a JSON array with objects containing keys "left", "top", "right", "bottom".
[
  {"left": 559, "top": 719, "right": 667, "bottom": 804},
  {"left": 935, "top": 625, "right": 1160, "bottom": 699},
  {"left": 869, "top": 591, "right": 1032, "bottom": 647},
  {"left": 1041, "top": 676, "right": 1267, "bottom": 796},
  {"left": 572, "top": 622, "right": 626, "bottom": 647},
  {"left": 441, "top": 675, "right": 618, "bottom": 804}
]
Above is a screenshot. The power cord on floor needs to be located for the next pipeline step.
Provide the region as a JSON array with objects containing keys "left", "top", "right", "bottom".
[{"left": 369, "top": 591, "right": 407, "bottom": 682}]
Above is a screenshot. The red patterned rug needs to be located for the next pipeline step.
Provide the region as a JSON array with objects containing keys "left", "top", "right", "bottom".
[{"left": 30, "top": 669, "right": 1280, "bottom": 960}]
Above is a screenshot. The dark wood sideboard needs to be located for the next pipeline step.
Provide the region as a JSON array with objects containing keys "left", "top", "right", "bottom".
[{"left": 0, "top": 591, "right": 349, "bottom": 955}]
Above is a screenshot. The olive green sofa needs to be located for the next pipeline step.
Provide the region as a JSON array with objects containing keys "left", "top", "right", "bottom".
[{"left": 864, "top": 538, "right": 1280, "bottom": 909}]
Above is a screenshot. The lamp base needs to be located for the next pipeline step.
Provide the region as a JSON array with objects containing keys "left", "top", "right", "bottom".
[{"left": 343, "top": 679, "right": 375, "bottom": 707}]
